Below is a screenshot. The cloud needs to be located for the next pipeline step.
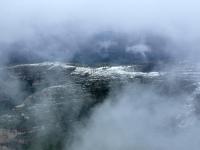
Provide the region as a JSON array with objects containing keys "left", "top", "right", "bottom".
[
  {"left": 0, "top": 0, "right": 200, "bottom": 41},
  {"left": 69, "top": 84, "right": 200, "bottom": 150},
  {"left": 0, "top": 0, "right": 200, "bottom": 64}
]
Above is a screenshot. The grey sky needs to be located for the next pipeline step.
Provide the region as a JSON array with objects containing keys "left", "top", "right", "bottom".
[
  {"left": 0, "top": 0, "right": 200, "bottom": 42},
  {"left": 0, "top": 0, "right": 200, "bottom": 64}
]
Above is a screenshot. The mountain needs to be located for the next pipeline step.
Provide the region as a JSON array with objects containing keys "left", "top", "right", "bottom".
[{"left": 0, "top": 62, "right": 200, "bottom": 150}]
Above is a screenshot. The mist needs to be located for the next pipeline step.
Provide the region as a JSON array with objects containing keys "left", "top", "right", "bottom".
[
  {"left": 69, "top": 84, "right": 200, "bottom": 150},
  {"left": 1, "top": 0, "right": 200, "bottom": 65},
  {"left": 1, "top": 0, "right": 200, "bottom": 150}
]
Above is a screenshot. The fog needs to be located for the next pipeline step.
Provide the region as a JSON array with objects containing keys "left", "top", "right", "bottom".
[
  {"left": 69, "top": 84, "right": 200, "bottom": 150},
  {"left": 0, "top": 0, "right": 200, "bottom": 64},
  {"left": 1, "top": 0, "right": 200, "bottom": 150}
]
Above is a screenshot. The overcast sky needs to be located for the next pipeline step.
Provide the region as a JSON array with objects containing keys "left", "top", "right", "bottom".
[
  {"left": 0, "top": 0, "right": 200, "bottom": 41},
  {"left": 0, "top": 0, "right": 200, "bottom": 63}
]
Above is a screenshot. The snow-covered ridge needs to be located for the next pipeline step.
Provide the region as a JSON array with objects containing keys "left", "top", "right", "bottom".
[
  {"left": 5, "top": 61, "right": 200, "bottom": 80},
  {"left": 72, "top": 66, "right": 161, "bottom": 78},
  {"left": 6, "top": 62, "right": 75, "bottom": 69},
  {"left": 5, "top": 62, "right": 162, "bottom": 79}
]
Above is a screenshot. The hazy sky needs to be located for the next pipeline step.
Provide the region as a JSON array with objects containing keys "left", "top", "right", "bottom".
[
  {"left": 0, "top": 0, "right": 200, "bottom": 42},
  {"left": 0, "top": 0, "right": 200, "bottom": 63}
]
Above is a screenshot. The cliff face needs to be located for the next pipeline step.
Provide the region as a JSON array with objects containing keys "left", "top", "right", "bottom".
[{"left": 0, "top": 62, "right": 200, "bottom": 150}]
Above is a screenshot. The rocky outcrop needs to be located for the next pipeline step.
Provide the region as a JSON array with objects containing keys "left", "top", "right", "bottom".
[{"left": 0, "top": 62, "right": 200, "bottom": 150}]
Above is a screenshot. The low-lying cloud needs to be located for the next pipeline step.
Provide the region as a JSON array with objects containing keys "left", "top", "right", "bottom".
[{"left": 69, "top": 84, "right": 200, "bottom": 150}]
